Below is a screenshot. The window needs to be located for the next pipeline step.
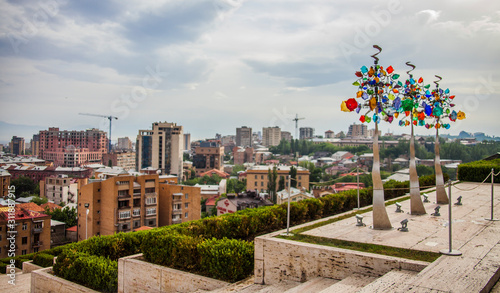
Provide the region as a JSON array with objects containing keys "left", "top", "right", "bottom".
[
  {"left": 22, "top": 250, "right": 27, "bottom": 255},
  {"left": 34, "top": 248, "right": 39, "bottom": 253},
  {"left": 133, "top": 209, "right": 140, "bottom": 217},
  {"left": 254, "top": 182, "right": 257, "bottom": 186},
  {"left": 146, "top": 197, "right": 156, "bottom": 205},
  {"left": 255, "top": 175, "right": 257, "bottom": 179},
  {"left": 298, "top": 182, "right": 302, "bottom": 187},
  {"left": 298, "top": 176, "right": 302, "bottom": 180},
  {"left": 97, "top": 221, "right": 100, "bottom": 225},
  {"left": 119, "top": 211, "right": 131, "bottom": 219},
  {"left": 261, "top": 182, "right": 263, "bottom": 186},
  {"left": 22, "top": 223, "right": 27, "bottom": 230},
  {"left": 261, "top": 175, "right": 264, "bottom": 179},
  {"left": 185, "top": 203, "right": 189, "bottom": 209},
  {"left": 118, "top": 190, "right": 129, "bottom": 196},
  {"left": 185, "top": 212, "right": 188, "bottom": 218},
  {"left": 146, "top": 208, "right": 156, "bottom": 216},
  {"left": 22, "top": 237, "right": 28, "bottom": 245},
  {"left": 185, "top": 193, "right": 188, "bottom": 199},
  {"left": 173, "top": 204, "right": 181, "bottom": 210},
  {"left": 134, "top": 220, "right": 140, "bottom": 228}
]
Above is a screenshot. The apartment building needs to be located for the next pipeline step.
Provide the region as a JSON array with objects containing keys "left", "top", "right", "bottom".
[
  {"left": 0, "top": 169, "right": 10, "bottom": 198},
  {"left": 31, "top": 134, "right": 40, "bottom": 156},
  {"left": 262, "top": 127, "right": 281, "bottom": 147},
  {"left": 38, "top": 127, "right": 108, "bottom": 167},
  {"left": 192, "top": 141, "right": 224, "bottom": 176},
  {"left": 299, "top": 127, "right": 314, "bottom": 140},
  {"left": 236, "top": 126, "right": 252, "bottom": 147},
  {"left": 246, "top": 165, "right": 310, "bottom": 193},
  {"left": 281, "top": 131, "right": 292, "bottom": 142},
  {"left": 9, "top": 136, "right": 25, "bottom": 155},
  {"left": 117, "top": 137, "right": 133, "bottom": 150},
  {"left": 158, "top": 183, "right": 201, "bottom": 226},
  {"left": 0, "top": 206, "right": 51, "bottom": 258},
  {"left": 77, "top": 174, "right": 161, "bottom": 240},
  {"left": 347, "top": 123, "right": 368, "bottom": 138},
  {"left": 40, "top": 175, "right": 82, "bottom": 205},
  {"left": 136, "top": 122, "right": 183, "bottom": 178},
  {"left": 102, "top": 151, "right": 136, "bottom": 171},
  {"left": 233, "top": 146, "right": 253, "bottom": 165}
]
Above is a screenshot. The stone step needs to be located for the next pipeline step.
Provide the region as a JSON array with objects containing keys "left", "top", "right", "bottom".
[
  {"left": 319, "top": 273, "right": 376, "bottom": 293},
  {"left": 356, "top": 269, "right": 418, "bottom": 293},
  {"left": 284, "top": 277, "right": 339, "bottom": 293},
  {"left": 236, "top": 280, "right": 301, "bottom": 293}
]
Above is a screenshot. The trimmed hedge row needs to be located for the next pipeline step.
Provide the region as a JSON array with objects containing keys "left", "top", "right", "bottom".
[
  {"left": 33, "top": 253, "right": 55, "bottom": 268},
  {"left": 141, "top": 232, "right": 254, "bottom": 283},
  {"left": 457, "top": 159, "right": 500, "bottom": 183},
  {"left": 53, "top": 249, "right": 117, "bottom": 292}
]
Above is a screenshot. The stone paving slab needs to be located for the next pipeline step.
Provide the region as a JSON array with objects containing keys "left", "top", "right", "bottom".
[{"left": 303, "top": 182, "right": 500, "bottom": 254}]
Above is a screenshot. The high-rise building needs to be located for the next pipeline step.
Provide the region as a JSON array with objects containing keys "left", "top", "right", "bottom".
[
  {"left": 299, "top": 127, "right": 314, "bottom": 140},
  {"left": 117, "top": 137, "right": 133, "bottom": 150},
  {"left": 136, "top": 122, "right": 184, "bottom": 177},
  {"left": 38, "top": 128, "right": 108, "bottom": 167},
  {"left": 262, "top": 127, "right": 281, "bottom": 147},
  {"left": 9, "top": 136, "right": 25, "bottom": 155},
  {"left": 192, "top": 141, "right": 224, "bottom": 176},
  {"left": 236, "top": 126, "right": 252, "bottom": 147},
  {"left": 281, "top": 131, "right": 292, "bottom": 142},
  {"left": 31, "top": 134, "right": 40, "bottom": 156},
  {"left": 184, "top": 133, "right": 191, "bottom": 151},
  {"left": 347, "top": 124, "right": 368, "bottom": 138}
]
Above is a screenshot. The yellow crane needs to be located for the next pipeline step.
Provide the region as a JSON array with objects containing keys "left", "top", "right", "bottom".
[{"left": 79, "top": 113, "right": 118, "bottom": 153}]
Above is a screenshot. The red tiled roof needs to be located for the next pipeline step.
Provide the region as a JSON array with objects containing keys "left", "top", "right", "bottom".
[
  {"left": 17, "top": 202, "right": 45, "bottom": 213},
  {"left": 41, "top": 202, "right": 62, "bottom": 212},
  {"left": 0, "top": 206, "right": 49, "bottom": 221},
  {"left": 205, "top": 195, "right": 219, "bottom": 206},
  {"left": 66, "top": 226, "right": 77, "bottom": 232}
]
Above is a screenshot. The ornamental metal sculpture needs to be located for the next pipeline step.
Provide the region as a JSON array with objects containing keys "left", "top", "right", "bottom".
[
  {"left": 341, "top": 45, "right": 399, "bottom": 229},
  {"left": 397, "top": 62, "right": 426, "bottom": 214},
  {"left": 424, "top": 76, "right": 465, "bottom": 204}
]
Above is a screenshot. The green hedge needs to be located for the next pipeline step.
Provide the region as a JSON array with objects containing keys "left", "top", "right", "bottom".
[
  {"left": 53, "top": 249, "right": 117, "bottom": 292},
  {"left": 457, "top": 159, "right": 500, "bottom": 183},
  {"left": 198, "top": 238, "right": 254, "bottom": 283},
  {"left": 141, "top": 233, "right": 254, "bottom": 283},
  {"left": 33, "top": 253, "right": 55, "bottom": 268},
  {"left": 0, "top": 262, "right": 7, "bottom": 274}
]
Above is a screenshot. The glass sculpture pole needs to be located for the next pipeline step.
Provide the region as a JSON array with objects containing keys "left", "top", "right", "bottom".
[
  {"left": 404, "top": 62, "right": 426, "bottom": 214},
  {"left": 425, "top": 75, "right": 465, "bottom": 204},
  {"left": 340, "top": 45, "right": 396, "bottom": 229}
]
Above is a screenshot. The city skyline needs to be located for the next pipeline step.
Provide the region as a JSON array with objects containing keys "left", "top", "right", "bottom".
[{"left": 1, "top": 0, "right": 499, "bottom": 143}]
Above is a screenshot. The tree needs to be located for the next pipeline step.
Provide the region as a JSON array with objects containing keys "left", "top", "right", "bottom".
[
  {"left": 45, "top": 207, "right": 78, "bottom": 227},
  {"left": 278, "top": 176, "right": 285, "bottom": 192},
  {"left": 10, "top": 176, "right": 37, "bottom": 198},
  {"left": 30, "top": 196, "right": 48, "bottom": 205},
  {"left": 289, "top": 166, "right": 297, "bottom": 188},
  {"left": 267, "top": 166, "right": 278, "bottom": 204}
]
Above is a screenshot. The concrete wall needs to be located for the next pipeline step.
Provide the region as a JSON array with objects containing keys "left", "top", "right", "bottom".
[
  {"left": 22, "top": 260, "right": 43, "bottom": 273},
  {"left": 31, "top": 267, "right": 99, "bottom": 293},
  {"left": 254, "top": 232, "right": 429, "bottom": 285},
  {"left": 118, "top": 254, "right": 229, "bottom": 293}
]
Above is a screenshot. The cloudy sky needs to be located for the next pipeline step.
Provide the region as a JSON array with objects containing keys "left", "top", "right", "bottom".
[{"left": 0, "top": 0, "right": 499, "bottom": 143}]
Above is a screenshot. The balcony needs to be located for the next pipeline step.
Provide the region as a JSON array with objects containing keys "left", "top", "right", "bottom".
[
  {"left": 118, "top": 205, "right": 131, "bottom": 210},
  {"left": 173, "top": 193, "right": 183, "bottom": 203},
  {"left": 32, "top": 228, "right": 43, "bottom": 234},
  {"left": 133, "top": 191, "right": 141, "bottom": 197},
  {"left": 172, "top": 209, "right": 182, "bottom": 215},
  {"left": 172, "top": 219, "right": 182, "bottom": 224},
  {"left": 118, "top": 193, "right": 131, "bottom": 199},
  {"left": 145, "top": 192, "right": 157, "bottom": 197},
  {"left": 32, "top": 241, "right": 43, "bottom": 248}
]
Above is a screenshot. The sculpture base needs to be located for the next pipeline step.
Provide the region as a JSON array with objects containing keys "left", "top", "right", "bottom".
[{"left": 439, "top": 249, "right": 462, "bottom": 256}]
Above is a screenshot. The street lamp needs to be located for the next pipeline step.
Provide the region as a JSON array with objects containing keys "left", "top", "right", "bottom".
[{"left": 84, "top": 203, "right": 89, "bottom": 240}]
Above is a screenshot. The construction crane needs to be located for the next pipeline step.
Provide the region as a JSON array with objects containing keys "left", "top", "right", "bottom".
[
  {"left": 292, "top": 113, "right": 305, "bottom": 140},
  {"left": 79, "top": 113, "right": 118, "bottom": 153}
]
